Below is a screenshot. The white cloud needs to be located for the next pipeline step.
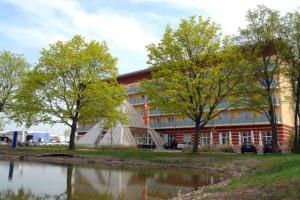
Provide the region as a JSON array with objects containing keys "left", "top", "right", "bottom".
[
  {"left": 130, "top": 0, "right": 300, "bottom": 34},
  {"left": 0, "top": 0, "right": 158, "bottom": 72}
]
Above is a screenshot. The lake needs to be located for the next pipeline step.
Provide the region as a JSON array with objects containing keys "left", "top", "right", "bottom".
[{"left": 0, "top": 160, "right": 224, "bottom": 200}]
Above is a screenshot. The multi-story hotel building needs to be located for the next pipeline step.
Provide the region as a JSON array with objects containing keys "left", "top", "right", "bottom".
[{"left": 117, "top": 68, "right": 294, "bottom": 149}]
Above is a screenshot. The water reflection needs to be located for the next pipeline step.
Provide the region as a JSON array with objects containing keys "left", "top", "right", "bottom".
[
  {"left": 8, "top": 160, "right": 14, "bottom": 181},
  {"left": 0, "top": 160, "right": 223, "bottom": 200}
]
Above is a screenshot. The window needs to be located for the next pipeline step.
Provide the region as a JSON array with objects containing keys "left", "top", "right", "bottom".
[
  {"left": 183, "top": 133, "right": 192, "bottom": 144},
  {"left": 240, "top": 111, "right": 252, "bottom": 119},
  {"left": 241, "top": 132, "right": 252, "bottom": 143},
  {"left": 218, "top": 112, "right": 229, "bottom": 120},
  {"left": 199, "top": 132, "right": 210, "bottom": 146},
  {"left": 163, "top": 134, "right": 175, "bottom": 143},
  {"left": 156, "top": 118, "right": 160, "bottom": 124},
  {"left": 262, "top": 131, "right": 272, "bottom": 144},
  {"left": 168, "top": 116, "right": 175, "bottom": 123},
  {"left": 128, "top": 84, "right": 136, "bottom": 93},
  {"left": 220, "top": 132, "right": 230, "bottom": 145}
]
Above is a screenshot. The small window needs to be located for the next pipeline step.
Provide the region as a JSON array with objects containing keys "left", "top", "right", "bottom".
[
  {"left": 219, "top": 112, "right": 229, "bottom": 120},
  {"left": 241, "top": 132, "right": 252, "bottom": 143},
  {"left": 183, "top": 133, "right": 192, "bottom": 144},
  {"left": 220, "top": 132, "right": 230, "bottom": 145},
  {"left": 262, "top": 131, "right": 272, "bottom": 144},
  {"left": 199, "top": 132, "right": 210, "bottom": 146},
  {"left": 168, "top": 116, "right": 175, "bottom": 123},
  {"left": 240, "top": 111, "right": 251, "bottom": 119}
]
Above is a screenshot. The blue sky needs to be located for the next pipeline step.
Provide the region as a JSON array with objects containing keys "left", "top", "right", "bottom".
[{"left": 1, "top": 0, "right": 300, "bottom": 135}]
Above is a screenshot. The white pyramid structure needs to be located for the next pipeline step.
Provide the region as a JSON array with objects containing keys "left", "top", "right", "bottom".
[
  {"left": 76, "top": 123, "right": 103, "bottom": 147},
  {"left": 76, "top": 100, "right": 164, "bottom": 147},
  {"left": 100, "top": 124, "right": 136, "bottom": 146}
]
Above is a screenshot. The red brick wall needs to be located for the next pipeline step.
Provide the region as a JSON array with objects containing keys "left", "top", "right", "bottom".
[{"left": 156, "top": 124, "right": 294, "bottom": 147}]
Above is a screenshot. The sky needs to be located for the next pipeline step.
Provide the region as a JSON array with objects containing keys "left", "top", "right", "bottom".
[{"left": 1, "top": 0, "right": 300, "bottom": 135}]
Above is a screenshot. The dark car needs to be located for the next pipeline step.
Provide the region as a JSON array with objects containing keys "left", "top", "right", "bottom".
[
  {"left": 163, "top": 140, "right": 177, "bottom": 149},
  {"left": 241, "top": 141, "right": 257, "bottom": 154},
  {"left": 263, "top": 141, "right": 281, "bottom": 154}
]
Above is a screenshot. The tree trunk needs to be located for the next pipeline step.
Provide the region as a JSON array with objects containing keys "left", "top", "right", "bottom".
[
  {"left": 69, "top": 119, "right": 78, "bottom": 150},
  {"left": 294, "top": 102, "right": 299, "bottom": 152},
  {"left": 192, "top": 119, "right": 201, "bottom": 153},
  {"left": 270, "top": 109, "right": 278, "bottom": 153},
  {"left": 297, "top": 112, "right": 300, "bottom": 152},
  {"left": 66, "top": 165, "right": 73, "bottom": 200}
]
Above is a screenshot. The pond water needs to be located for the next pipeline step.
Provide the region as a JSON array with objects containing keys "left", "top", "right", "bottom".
[{"left": 0, "top": 160, "right": 224, "bottom": 200}]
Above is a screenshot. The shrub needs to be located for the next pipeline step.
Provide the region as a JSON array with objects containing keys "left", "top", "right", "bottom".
[{"left": 216, "top": 145, "right": 236, "bottom": 153}]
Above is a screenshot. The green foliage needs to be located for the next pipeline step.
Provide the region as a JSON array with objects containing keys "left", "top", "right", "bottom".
[
  {"left": 237, "top": 5, "right": 285, "bottom": 115},
  {"left": 142, "top": 16, "right": 241, "bottom": 152},
  {"left": 0, "top": 50, "right": 29, "bottom": 116},
  {"left": 13, "top": 35, "right": 126, "bottom": 149},
  {"left": 281, "top": 11, "right": 300, "bottom": 151},
  {"left": 236, "top": 6, "right": 288, "bottom": 153}
]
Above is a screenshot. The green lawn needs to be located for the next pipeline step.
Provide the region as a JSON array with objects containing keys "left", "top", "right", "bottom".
[{"left": 204, "top": 154, "right": 300, "bottom": 200}]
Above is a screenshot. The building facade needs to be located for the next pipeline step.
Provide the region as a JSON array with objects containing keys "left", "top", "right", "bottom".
[{"left": 117, "top": 68, "right": 294, "bottom": 149}]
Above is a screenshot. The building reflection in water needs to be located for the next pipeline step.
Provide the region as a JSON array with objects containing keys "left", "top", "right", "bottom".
[
  {"left": 1, "top": 160, "right": 223, "bottom": 200},
  {"left": 68, "top": 166, "right": 223, "bottom": 200}
]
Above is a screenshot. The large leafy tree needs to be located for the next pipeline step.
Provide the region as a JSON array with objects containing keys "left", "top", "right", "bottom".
[
  {"left": 0, "top": 50, "right": 28, "bottom": 117},
  {"left": 14, "top": 35, "right": 126, "bottom": 150},
  {"left": 237, "top": 5, "right": 286, "bottom": 152},
  {"left": 282, "top": 11, "right": 300, "bottom": 152},
  {"left": 142, "top": 16, "right": 241, "bottom": 153}
]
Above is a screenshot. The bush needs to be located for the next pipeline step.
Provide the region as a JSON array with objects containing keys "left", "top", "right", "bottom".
[
  {"left": 197, "top": 145, "right": 235, "bottom": 153},
  {"left": 216, "top": 145, "right": 236, "bottom": 153}
]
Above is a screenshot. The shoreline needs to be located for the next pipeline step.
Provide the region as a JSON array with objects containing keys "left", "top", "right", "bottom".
[{"left": 0, "top": 151, "right": 234, "bottom": 175}]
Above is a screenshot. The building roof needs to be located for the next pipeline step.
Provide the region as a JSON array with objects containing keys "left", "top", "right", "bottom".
[{"left": 117, "top": 68, "right": 151, "bottom": 79}]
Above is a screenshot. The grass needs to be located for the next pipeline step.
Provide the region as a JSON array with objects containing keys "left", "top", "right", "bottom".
[
  {"left": 204, "top": 154, "right": 300, "bottom": 200},
  {"left": 1, "top": 145, "right": 194, "bottom": 160}
]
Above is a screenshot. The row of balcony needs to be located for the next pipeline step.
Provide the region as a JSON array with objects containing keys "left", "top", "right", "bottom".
[
  {"left": 129, "top": 98, "right": 280, "bottom": 107},
  {"left": 149, "top": 115, "right": 281, "bottom": 129},
  {"left": 135, "top": 99, "right": 280, "bottom": 117},
  {"left": 78, "top": 115, "right": 281, "bottom": 132}
]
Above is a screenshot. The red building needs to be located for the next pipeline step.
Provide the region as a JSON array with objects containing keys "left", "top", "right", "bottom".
[{"left": 118, "top": 68, "right": 293, "bottom": 150}]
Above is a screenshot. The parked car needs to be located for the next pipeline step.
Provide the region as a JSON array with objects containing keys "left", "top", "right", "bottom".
[
  {"left": 241, "top": 141, "right": 257, "bottom": 154},
  {"left": 0, "top": 137, "right": 9, "bottom": 145},
  {"left": 263, "top": 141, "right": 281, "bottom": 154},
  {"left": 177, "top": 143, "right": 192, "bottom": 150},
  {"left": 0, "top": 140, "right": 8, "bottom": 145},
  {"left": 25, "top": 140, "right": 38, "bottom": 146},
  {"left": 164, "top": 140, "right": 177, "bottom": 149}
]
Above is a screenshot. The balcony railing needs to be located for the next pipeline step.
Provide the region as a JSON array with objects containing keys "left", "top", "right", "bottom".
[
  {"left": 127, "top": 87, "right": 137, "bottom": 94},
  {"left": 149, "top": 109, "right": 162, "bottom": 115},
  {"left": 128, "top": 98, "right": 145, "bottom": 105},
  {"left": 150, "top": 115, "right": 281, "bottom": 129},
  {"left": 127, "top": 86, "right": 141, "bottom": 94}
]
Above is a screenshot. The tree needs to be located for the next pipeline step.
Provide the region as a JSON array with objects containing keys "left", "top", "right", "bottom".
[
  {"left": 14, "top": 35, "right": 126, "bottom": 150},
  {"left": 0, "top": 50, "right": 28, "bottom": 116},
  {"left": 237, "top": 5, "right": 286, "bottom": 153},
  {"left": 142, "top": 16, "right": 241, "bottom": 153},
  {"left": 282, "top": 11, "right": 300, "bottom": 152}
]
